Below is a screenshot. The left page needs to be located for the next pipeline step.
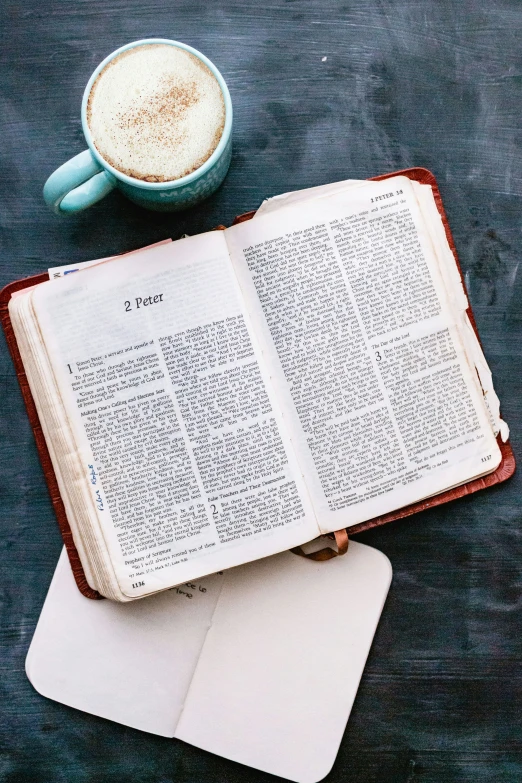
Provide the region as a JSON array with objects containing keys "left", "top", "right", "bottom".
[{"left": 31, "top": 232, "right": 319, "bottom": 599}]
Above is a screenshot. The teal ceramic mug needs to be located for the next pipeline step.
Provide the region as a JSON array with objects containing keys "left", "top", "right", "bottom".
[{"left": 43, "top": 39, "right": 233, "bottom": 214}]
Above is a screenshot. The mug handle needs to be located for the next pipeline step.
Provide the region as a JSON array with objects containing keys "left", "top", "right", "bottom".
[{"left": 43, "top": 150, "right": 116, "bottom": 215}]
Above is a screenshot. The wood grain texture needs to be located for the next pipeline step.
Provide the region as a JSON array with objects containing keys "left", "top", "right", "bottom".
[{"left": 1, "top": 1, "right": 521, "bottom": 781}]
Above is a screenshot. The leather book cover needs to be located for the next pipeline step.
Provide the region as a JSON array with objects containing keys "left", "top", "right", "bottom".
[{"left": 0, "top": 167, "right": 515, "bottom": 598}]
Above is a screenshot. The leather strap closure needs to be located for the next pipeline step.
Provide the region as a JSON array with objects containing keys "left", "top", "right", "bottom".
[{"left": 290, "top": 529, "right": 349, "bottom": 561}]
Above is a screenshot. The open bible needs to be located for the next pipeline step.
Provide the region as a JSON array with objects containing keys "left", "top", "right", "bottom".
[{"left": 3, "top": 169, "right": 513, "bottom": 601}]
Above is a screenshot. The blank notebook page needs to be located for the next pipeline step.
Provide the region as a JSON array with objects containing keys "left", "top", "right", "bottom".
[
  {"left": 27, "top": 541, "right": 391, "bottom": 782},
  {"left": 176, "top": 544, "right": 392, "bottom": 782}
]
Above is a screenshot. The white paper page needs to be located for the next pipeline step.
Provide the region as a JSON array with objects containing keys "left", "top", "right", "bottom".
[
  {"left": 176, "top": 542, "right": 392, "bottom": 783},
  {"left": 27, "top": 542, "right": 391, "bottom": 782},
  {"left": 226, "top": 176, "right": 500, "bottom": 533},
  {"left": 32, "top": 233, "right": 319, "bottom": 598},
  {"left": 255, "top": 179, "right": 364, "bottom": 216},
  {"left": 259, "top": 177, "right": 508, "bottom": 446},
  {"left": 47, "top": 239, "right": 172, "bottom": 278},
  {"left": 26, "top": 548, "right": 223, "bottom": 736},
  {"left": 259, "top": 178, "right": 509, "bottom": 446},
  {"left": 411, "top": 181, "right": 509, "bottom": 442}
]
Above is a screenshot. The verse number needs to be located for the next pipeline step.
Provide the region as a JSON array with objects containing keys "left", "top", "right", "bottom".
[{"left": 481, "top": 454, "right": 492, "bottom": 463}]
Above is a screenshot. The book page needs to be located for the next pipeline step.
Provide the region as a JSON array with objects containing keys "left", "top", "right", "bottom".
[
  {"left": 226, "top": 176, "right": 501, "bottom": 532},
  {"left": 47, "top": 239, "right": 172, "bottom": 279},
  {"left": 31, "top": 233, "right": 319, "bottom": 598},
  {"left": 9, "top": 291, "right": 103, "bottom": 592},
  {"left": 255, "top": 178, "right": 364, "bottom": 216},
  {"left": 10, "top": 242, "right": 177, "bottom": 599},
  {"left": 258, "top": 177, "right": 509, "bottom": 444},
  {"left": 411, "top": 180, "right": 509, "bottom": 442},
  {"left": 258, "top": 177, "right": 509, "bottom": 445}
]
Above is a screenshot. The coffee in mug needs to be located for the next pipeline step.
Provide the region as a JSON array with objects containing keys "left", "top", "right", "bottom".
[
  {"left": 86, "top": 43, "right": 226, "bottom": 183},
  {"left": 43, "top": 39, "right": 233, "bottom": 214}
]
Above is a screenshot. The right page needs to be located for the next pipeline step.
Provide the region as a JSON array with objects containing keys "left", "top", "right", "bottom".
[{"left": 225, "top": 175, "right": 502, "bottom": 533}]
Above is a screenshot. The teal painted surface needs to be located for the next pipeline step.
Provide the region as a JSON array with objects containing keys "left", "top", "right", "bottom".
[{"left": 1, "top": 1, "right": 522, "bottom": 782}]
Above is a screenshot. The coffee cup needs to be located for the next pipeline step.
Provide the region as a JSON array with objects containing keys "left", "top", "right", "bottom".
[{"left": 43, "top": 39, "right": 233, "bottom": 214}]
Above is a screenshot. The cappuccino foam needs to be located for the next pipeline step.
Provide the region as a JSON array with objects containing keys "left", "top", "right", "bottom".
[{"left": 87, "top": 44, "right": 226, "bottom": 182}]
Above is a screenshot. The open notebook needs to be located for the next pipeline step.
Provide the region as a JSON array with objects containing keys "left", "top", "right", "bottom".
[{"left": 27, "top": 540, "right": 391, "bottom": 783}]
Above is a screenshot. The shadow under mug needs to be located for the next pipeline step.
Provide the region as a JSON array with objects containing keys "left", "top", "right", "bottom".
[{"left": 43, "top": 39, "right": 233, "bottom": 214}]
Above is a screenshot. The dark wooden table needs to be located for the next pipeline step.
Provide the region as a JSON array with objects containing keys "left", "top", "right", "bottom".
[{"left": 1, "top": 1, "right": 521, "bottom": 781}]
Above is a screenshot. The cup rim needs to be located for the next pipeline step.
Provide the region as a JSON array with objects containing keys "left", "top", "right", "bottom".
[{"left": 81, "top": 38, "right": 233, "bottom": 190}]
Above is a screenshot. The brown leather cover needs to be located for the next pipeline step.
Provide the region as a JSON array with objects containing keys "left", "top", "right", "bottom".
[{"left": 0, "top": 167, "right": 515, "bottom": 598}]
